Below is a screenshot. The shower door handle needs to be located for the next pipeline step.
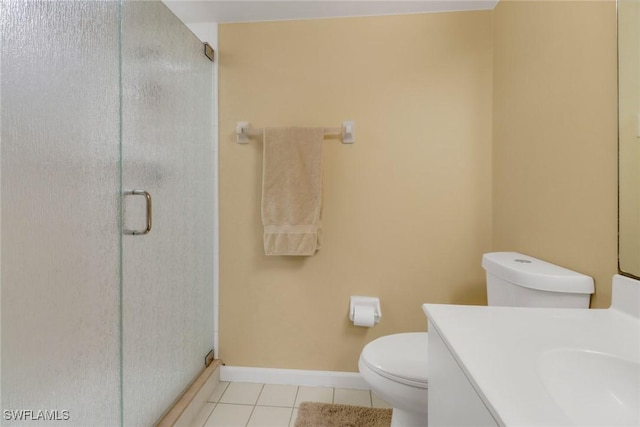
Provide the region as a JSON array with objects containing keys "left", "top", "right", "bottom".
[{"left": 123, "top": 190, "right": 152, "bottom": 235}]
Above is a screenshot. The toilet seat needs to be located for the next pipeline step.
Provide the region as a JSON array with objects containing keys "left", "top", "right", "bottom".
[{"left": 360, "top": 332, "right": 429, "bottom": 389}]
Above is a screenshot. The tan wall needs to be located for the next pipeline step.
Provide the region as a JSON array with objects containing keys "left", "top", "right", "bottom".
[
  {"left": 492, "top": 0, "right": 618, "bottom": 308},
  {"left": 219, "top": 12, "right": 494, "bottom": 371},
  {"left": 218, "top": 1, "right": 619, "bottom": 371}
]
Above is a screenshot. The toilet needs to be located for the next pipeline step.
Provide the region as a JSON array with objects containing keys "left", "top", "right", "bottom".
[{"left": 358, "top": 252, "right": 594, "bottom": 427}]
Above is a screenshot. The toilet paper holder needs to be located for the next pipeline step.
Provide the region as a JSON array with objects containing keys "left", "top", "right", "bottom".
[{"left": 349, "top": 296, "right": 382, "bottom": 325}]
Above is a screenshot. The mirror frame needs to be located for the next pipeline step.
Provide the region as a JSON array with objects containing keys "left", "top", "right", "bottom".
[{"left": 618, "top": 0, "right": 640, "bottom": 280}]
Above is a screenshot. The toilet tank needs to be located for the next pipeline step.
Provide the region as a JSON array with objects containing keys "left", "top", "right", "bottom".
[{"left": 482, "top": 252, "right": 594, "bottom": 308}]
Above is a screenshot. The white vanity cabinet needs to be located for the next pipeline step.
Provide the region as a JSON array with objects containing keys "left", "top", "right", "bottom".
[
  {"left": 427, "top": 325, "right": 499, "bottom": 426},
  {"left": 423, "top": 281, "right": 640, "bottom": 427}
]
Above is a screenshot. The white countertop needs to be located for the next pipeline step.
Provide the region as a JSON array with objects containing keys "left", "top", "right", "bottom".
[{"left": 422, "top": 275, "right": 640, "bottom": 426}]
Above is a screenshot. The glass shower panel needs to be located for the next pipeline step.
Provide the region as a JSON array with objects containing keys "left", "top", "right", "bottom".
[
  {"left": 1, "top": 1, "right": 122, "bottom": 425},
  {"left": 121, "top": 2, "right": 214, "bottom": 425}
]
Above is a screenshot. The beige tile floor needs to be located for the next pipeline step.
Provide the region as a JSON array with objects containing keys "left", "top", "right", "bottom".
[{"left": 190, "top": 381, "right": 391, "bottom": 427}]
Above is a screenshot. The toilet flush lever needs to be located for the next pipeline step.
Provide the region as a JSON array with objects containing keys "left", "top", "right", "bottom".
[{"left": 123, "top": 190, "right": 152, "bottom": 235}]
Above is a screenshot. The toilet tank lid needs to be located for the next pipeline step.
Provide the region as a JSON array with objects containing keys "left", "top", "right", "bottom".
[{"left": 482, "top": 252, "right": 594, "bottom": 294}]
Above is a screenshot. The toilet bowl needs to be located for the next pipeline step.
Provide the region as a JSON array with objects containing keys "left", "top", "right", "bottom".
[
  {"left": 358, "top": 332, "right": 428, "bottom": 427},
  {"left": 358, "top": 252, "right": 595, "bottom": 426}
]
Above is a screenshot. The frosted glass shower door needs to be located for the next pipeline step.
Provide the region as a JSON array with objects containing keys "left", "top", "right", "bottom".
[
  {"left": 1, "top": 1, "right": 123, "bottom": 425},
  {"left": 120, "top": 2, "right": 214, "bottom": 426}
]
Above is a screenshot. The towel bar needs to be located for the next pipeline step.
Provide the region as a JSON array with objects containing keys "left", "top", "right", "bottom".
[{"left": 236, "top": 121, "right": 355, "bottom": 144}]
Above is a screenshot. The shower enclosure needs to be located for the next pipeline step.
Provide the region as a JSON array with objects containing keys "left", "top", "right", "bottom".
[{"left": 1, "top": 1, "right": 215, "bottom": 425}]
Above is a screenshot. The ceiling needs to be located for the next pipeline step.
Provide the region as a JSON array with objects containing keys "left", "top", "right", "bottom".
[{"left": 163, "top": 0, "right": 499, "bottom": 24}]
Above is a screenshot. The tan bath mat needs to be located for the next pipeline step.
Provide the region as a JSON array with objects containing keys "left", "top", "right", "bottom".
[{"left": 294, "top": 402, "right": 392, "bottom": 427}]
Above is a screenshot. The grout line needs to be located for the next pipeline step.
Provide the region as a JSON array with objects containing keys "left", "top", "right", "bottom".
[
  {"left": 215, "top": 402, "right": 257, "bottom": 407},
  {"left": 292, "top": 385, "right": 301, "bottom": 408},
  {"left": 287, "top": 406, "right": 295, "bottom": 427},
  {"left": 244, "top": 404, "right": 256, "bottom": 427},
  {"left": 369, "top": 390, "right": 373, "bottom": 408},
  {"left": 255, "top": 404, "right": 297, "bottom": 408},
  {"left": 200, "top": 402, "right": 216, "bottom": 427},
  {"left": 244, "top": 384, "right": 264, "bottom": 427},
  {"left": 254, "top": 383, "right": 266, "bottom": 405},
  {"left": 208, "top": 382, "right": 229, "bottom": 403}
]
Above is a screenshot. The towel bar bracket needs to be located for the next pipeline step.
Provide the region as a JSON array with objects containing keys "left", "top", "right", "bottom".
[
  {"left": 342, "top": 120, "right": 355, "bottom": 144},
  {"left": 236, "top": 121, "right": 251, "bottom": 144}
]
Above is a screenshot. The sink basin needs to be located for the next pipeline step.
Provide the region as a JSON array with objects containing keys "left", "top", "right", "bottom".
[{"left": 537, "top": 349, "right": 640, "bottom": 426}]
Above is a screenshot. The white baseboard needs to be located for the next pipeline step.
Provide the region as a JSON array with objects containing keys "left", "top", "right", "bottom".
[{"left": 220, "top": 366, "right": 369, "bottom": 390}]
